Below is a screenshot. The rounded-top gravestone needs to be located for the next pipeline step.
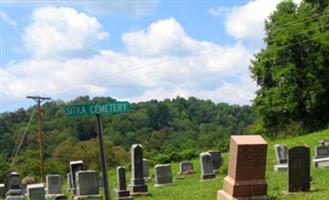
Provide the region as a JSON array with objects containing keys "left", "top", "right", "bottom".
[{"left": 288, "top": 146, "right": 310, "bottom": 192}]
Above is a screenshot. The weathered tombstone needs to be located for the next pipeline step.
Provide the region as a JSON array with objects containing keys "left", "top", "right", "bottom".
[
  {"left": 154, "top": 164, "right": 173, "bottom": 186},
  {"left": 67, "top": 173, "right": 72, "bottom": 192},
  {"left": 129, "top": 144, "right": 148, "bottom": 195},
  {"left": 26, "top": 183, "right": 45, "bottom": 200},
  {"left": 275, "top": 144, "right": 288, "bottom": 163},
  {"left": 0, "top": 183, "right": 5, "bottom": 198},
  {"left": 179, "top": 161, "right": 194, "bottom": 175},
  {"left": 315, "top": 145, "right": 329, "bottom": 158},
  {"left": 74, "top": 170, "right": 102, "bottom": 200},
  {"left": 288, "top": 146, "right": 310, "bottom": 192},
  {"left": 46, "top": 175, "right": 66, "bottom": 199},
  {"left": 69, "top": 160, "right": 84, "bottom": 194},
  {"left": 274, "top": 144, "right": 288, "bottom": 172},
  {"left": 6, "top": 172, "right": 23, "bottom": 199},
  {"left": 217, "top": 135, "right": 268, "bottom": 200},
  {"left": 200, "top": 152, "right": 215, "bottom": 180},
  {"left": 143, "top": 159, "right": 151, "bottom": 181},
  {"left": 313, "top": 145, "right": 329, "bottom": 168},
  {"left": 115, "top": 167, "right": 133, "bottom": 200},
  {"left": 46, "top": 175, "right": 61, "bottom": 195},
  {"left": 208, "top": 150, "right": 222, "bottom": 172}
]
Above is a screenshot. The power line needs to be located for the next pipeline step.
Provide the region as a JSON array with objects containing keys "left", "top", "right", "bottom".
[
  {"left": 265, "top": 32, "right": 328, "bottom": 54},
  {"left": 269, "top": 12, "right": 329, "bottom": 34},
  {"left": 268, "top": 23, "right": 329, "bottom": 44},
  {"left": 10, "top": 107, "right": 36, "bottom": 168},
  {"left": 26, "top": 96, "right": 51, "bottom": 183},
  {"left": 51, "top": 32, "right": 329, "bottom": 99},
  {"left": 51, "top": 58, "right": 170, "bottom": 96}
]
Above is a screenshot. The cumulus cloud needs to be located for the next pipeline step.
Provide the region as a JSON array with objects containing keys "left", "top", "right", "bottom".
[
  {"left": 2, "top": 8, "right": 258, "bottom": 111},
  {"left": 23, "top": 7, "right": 108, "bottom": 59},
  {"left": 210, "top": 0, "right": 302, "bottom": 44}
]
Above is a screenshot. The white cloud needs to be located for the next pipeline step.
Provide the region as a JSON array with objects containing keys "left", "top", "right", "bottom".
[
  {"left": 0, "top": 11, "right": 17, "bottom": 27},
  {"left": 23, "top": 7, "right": 108, "bottom": 60},
  {"left": 210, "top": 0, "right": 302, "bottom": 44},
  {"left": 122, "top": 18, "right": 195, "bottom": 57},
  {"left": 2, "top": 9, "right": 258, "bottom": 111},
  {"left": 129, "top": 75, "right": 257, "bottom": 105}
]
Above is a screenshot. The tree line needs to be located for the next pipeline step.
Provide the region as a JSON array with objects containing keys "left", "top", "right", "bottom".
[{"left": 0, "top": 96, "right": 255, "bottom": 180}]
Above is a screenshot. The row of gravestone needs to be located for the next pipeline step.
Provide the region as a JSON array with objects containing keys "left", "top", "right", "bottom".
[
  {"left": 217, "top": 135, "right": 320, "bottom": 200},
  {"left": 0, "top": 135, "right": 319, "bottom": 200},
  {"left": 1, "top": 172, "right": 67, "bottom": 200},
  {"left": 274, "top": 145, "right": 311, "bottom": 193},
  {"left": 274, "top": 140, "right": 329, "bottom": 172}
]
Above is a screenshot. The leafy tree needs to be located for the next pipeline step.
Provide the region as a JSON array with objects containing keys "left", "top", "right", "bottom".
[
  {"left": 250, "top": 0, "right": 329, "bottom": 136},
  {"left": 0, "top": 95, "right": 255, "bottom": 176}
]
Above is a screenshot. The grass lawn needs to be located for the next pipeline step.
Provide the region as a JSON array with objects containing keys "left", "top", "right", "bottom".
[{"left": 64, "top": 129, "right": 329, "bottom": 200}]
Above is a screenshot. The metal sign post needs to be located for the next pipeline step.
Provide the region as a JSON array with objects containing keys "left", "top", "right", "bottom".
[
  {"left": 64, "top": 101, "right": 130, "bottom": 200},
  {"left": 95, "top": 114, "right": 111, "bottom": 200}
]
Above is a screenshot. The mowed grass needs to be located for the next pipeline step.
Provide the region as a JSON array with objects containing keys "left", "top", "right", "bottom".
[{"left": 64, "top": 129, "right": 329, "bottom": 200}]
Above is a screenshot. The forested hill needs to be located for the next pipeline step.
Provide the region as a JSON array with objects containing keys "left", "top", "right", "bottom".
[{"left": 0, "top": 96, "right": 255, "bottom": 180}]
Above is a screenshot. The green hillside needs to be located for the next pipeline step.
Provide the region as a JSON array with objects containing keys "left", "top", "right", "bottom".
[{"left": 91, "top": 129, "right": 329, "bottom": 200}]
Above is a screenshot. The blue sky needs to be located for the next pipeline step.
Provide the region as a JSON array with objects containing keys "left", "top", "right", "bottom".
[{"left": 0, "top": 0, "right": 300, "bottom": 112}]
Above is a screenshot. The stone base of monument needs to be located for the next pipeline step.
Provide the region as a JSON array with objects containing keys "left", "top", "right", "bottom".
[
  {"left": 200, "top": 173, "right": 216, "bottom": 181},
  {"left": 313, "top": 157, "right": 329, "bottom": 168},
  {"left": 154, "top": 183, "right": 174, "bottom": 187},
  {"left": 115, "top": 189, "right": 133, "bottom": 200},
  {"left": 129, "top": 184, "right": 149, "bottom": 196},
  {"left": 175, "top": 176, "right": 185, "bottom": 180},
  {"left": 274, "top": 164, "right": 288, "bottom": 172},
  {"left": 46, "top": 194, "right": 67, "bottom": 200},
  {"left": 217, "top": 190, "right": 267, "bottom": 200},
  {"left": 73, "top": 195, "right": 102, "bottom": 200},
  {"left": 218, "top": 177, "right": 268, "bottom": 200},
  {"left": 6, "top": 189, "right": 23, "bottom": 196},
  {"left": 5, "top": 195, "right": 24, "bottom": 200}
]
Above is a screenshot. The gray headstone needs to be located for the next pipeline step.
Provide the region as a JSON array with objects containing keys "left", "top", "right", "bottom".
[
  {"left": 207, "top": 150, "right": 222, "bottom": 171},
  {"left": 67, "top": 173, "right": 72, "bottom": 191},
  {"left": 275, "top": 144, "right": 288, "bottom": 164},
  {"left": 143, "top": 159, "right": 150, "bottom": 178},
  {"left": 27, "top": 183, "right": 45, "bottom": 200},
  {"left": 46, "top": 175, "right": 61, "bottom": 195},
  {"left": 179, "top": 161, "right": 194, "bottom": 175},
  {"left": 288, "top": 146, "right": 310, "bottom": 192},
  {"left": 69, "top": 160, "right": 84, "bottom": 194},
  {"left": 129, "top": 144, "right": 148, "bottom": 195},
  {"left": 200, "top": 152, "right": 215, "bottom": 180},
  {"left": 0, "top": 183, "right": 5, "bottom": 198},
  {"left": 8, "top": 172, "right": 21, "bottom": 190},
  {"left": 154, "top": 164, "right": 173, "bottom": 186},
  {"left": 76, "top": 170, "right": 99, "bottom": 196},
  {"left": 115, "top": 167, "right": 133, "bottom": 200},
  {"left": 315, "top": 145, "right": 329, "bottom": 158},
  {"left": 6, "top": 172, "right": 23, "bottom": 197}
]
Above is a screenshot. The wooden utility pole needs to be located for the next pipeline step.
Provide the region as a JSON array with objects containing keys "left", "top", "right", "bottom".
[{"left": 27, "top": 96, "right": 51, "bottom": 182}]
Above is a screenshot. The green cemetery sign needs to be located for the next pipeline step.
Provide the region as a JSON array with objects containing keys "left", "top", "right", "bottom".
[{"left": 64, "top": 101, "right": 130, "bottom": 116}]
